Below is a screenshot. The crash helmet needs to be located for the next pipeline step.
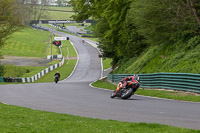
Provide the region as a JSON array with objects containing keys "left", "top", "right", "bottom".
[{"left": 133, "top": 74, "right": 139, "bottom": 81}]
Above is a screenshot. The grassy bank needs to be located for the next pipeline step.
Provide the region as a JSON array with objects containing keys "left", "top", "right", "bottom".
[
  {"left": 91, "top": 78, "right": 200, "bottom": 102},
  {"left": 0, "top": 102, "right": 199, "bottom": 132},
  {"left": 114, "top": 36, "right": 200, "bottom": 74},
  {"left": 44, "top": 6, "right": 74, "bottom": 20},
  {"left": 2, "top": 28, "right": 52, "bottom": 57},
  {"left": 47, "top": 11, "right": 74, "bottom": 20}
]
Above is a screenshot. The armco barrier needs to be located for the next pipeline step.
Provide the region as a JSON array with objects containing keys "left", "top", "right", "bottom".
[
  {"left": 0, "top": 77, "right": 4, "bottom": 82},
  {"left": 107, "top": 73, "right": 200, "bottom": 93}
]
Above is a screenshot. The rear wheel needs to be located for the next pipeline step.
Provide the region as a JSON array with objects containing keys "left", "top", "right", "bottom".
[{"left": 121, "top": 88, "right": 133, "bottom": 99}]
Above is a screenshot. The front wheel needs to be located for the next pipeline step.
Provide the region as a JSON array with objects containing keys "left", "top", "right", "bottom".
[
  {"left": 54, "top": 77, "right": 58, "bottom": 83},
  {"left": 121, "top": 88, "right": 133, "bottom": 99}
]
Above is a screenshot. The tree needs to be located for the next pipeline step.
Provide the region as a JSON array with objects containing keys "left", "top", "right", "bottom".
[
  {"left": 14, "top": 0, "right": 49, "bottom": 25},
  {"left": 0, "top": 0, "right": 22, "bottom": 75},
  {"left": 187, "top": 0, "right": 200, "bottom": 28},
  {"left": 69, "top": 0, "right": 146, "bottom": 63},
  {"left": 0, "top": 0, "right": 22, "bottom": 47},
  {"left": 130, "top": 0, "right": 199, "bottom": 45}
]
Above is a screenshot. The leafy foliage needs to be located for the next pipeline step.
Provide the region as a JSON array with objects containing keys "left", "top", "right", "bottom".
[
  {"left": 0, "top": 0, "right": 22, "bottom": 75},
  {"left": 0, "top": 0, "right": 22, "bottom": 47},
  {"left": 70, "top": 0, "right": 200, "bottom": 69}
]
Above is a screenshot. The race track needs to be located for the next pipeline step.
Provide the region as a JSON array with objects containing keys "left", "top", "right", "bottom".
[{"left": 0, "top": 26, "right": 200, "bottom": 130}]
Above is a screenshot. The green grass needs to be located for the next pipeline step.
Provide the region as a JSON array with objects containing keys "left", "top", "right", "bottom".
[
  {"left": 91, "top": 78, "right": 200, "bottom": 102},
  {"left": 102, "top": 58, "right": 112, "bottom": 70},
  {"left": 83, "top": 37, "right": 99, "bottom": 42},
  {"left": 136, "top": 88, "right": 200, "bottom": 102},
  {"left": 47, "top": 6, "right": 73, "bottom": 11},
  {"left": 21, "top": 66, "right": 47, "bottom": 77},
  {"left": 0, "top": 102, "right": 199, "bottom": 132},
  {"left": 2, "top": 28, "right": 51, "bottom": 57},
  {"left": 43, "top": 6, "right": 74, "bottom": 20},
  {"left": 3, "top": 65, "right": 46, "bottom": 78},
  {"left": 47, "top": 44, "right": 60, "bottom": 55},
  {"left": 61, "top": 40, "right": 77, "bottom": 57},
  {"left": 46, "top": 11, "right": 74, "bottom": 20}
]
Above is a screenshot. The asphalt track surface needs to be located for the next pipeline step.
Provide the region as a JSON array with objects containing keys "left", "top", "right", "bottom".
[{"left": 0, "top": 26, "right": 200, "bottom": 130}]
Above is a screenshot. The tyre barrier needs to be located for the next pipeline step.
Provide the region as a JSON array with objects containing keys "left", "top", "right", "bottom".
[{"left": 3, "top": 77, "right": 22, "bottom": 82}]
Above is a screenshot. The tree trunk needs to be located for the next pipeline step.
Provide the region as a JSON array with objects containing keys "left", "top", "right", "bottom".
[{"left": 188, "top": 0, "right": 200, "bottom": 27}]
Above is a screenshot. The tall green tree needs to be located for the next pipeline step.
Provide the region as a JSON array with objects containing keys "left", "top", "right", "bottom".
[
  {"left": 70, "top": 0, "right": 146, "bottom": 63},
  {"left": 0, "top": 0, "right": 22, "bottom": 76}
]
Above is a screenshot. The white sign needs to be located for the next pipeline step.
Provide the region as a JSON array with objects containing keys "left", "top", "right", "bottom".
[
  {"left": 49, "top": 20, "right": 76, "bottom": 24},
  {"left": 54, "top": 37, "right": 66, "bottom": 40}
]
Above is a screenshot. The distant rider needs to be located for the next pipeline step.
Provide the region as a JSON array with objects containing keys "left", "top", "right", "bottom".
[{"left": 54, "top": 71, "right": 61, "bottom": 80}]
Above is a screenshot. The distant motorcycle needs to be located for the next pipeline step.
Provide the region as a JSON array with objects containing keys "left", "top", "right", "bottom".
[
  {"left": 54, "top": 75, "right": 59, "bottom": 83},
  {"left": 111, "top": 76, "right": 140, "bottom": 99}
]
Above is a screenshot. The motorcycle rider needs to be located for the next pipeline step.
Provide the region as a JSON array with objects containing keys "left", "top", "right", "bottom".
[
  {"left": 114, "top": 75, "right": 139, "bottom": 95},
  {"left": 121, "top": 74, "right": 139, "bottom": 84},
  {"left": 54, "top": 71, "right": 60, "bottom": 82}
]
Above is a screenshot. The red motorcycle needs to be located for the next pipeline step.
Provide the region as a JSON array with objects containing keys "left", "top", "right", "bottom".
[{"left": 111, "top": 76, "right": 140, "bottom": 99}]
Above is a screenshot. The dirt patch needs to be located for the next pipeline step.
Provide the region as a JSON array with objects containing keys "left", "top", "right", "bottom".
[{"left": 0, "top": 55, "right": 51, "bottom": 66}]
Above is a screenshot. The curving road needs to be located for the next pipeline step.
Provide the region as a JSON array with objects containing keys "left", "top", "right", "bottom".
[{"left": 0, "top": 26, "right": 200, "bottom": 130}]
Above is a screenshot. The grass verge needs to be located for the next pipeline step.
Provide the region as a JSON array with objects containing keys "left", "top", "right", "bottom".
[
  {"left": 91, "top": 78, "right": 200, "bottom": 102},
  {"left": 0, "top": 102, "right": 199, "bottom": 132},
  {"left": 2, "top": 28, "right": 51, "bottom": 57}
]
